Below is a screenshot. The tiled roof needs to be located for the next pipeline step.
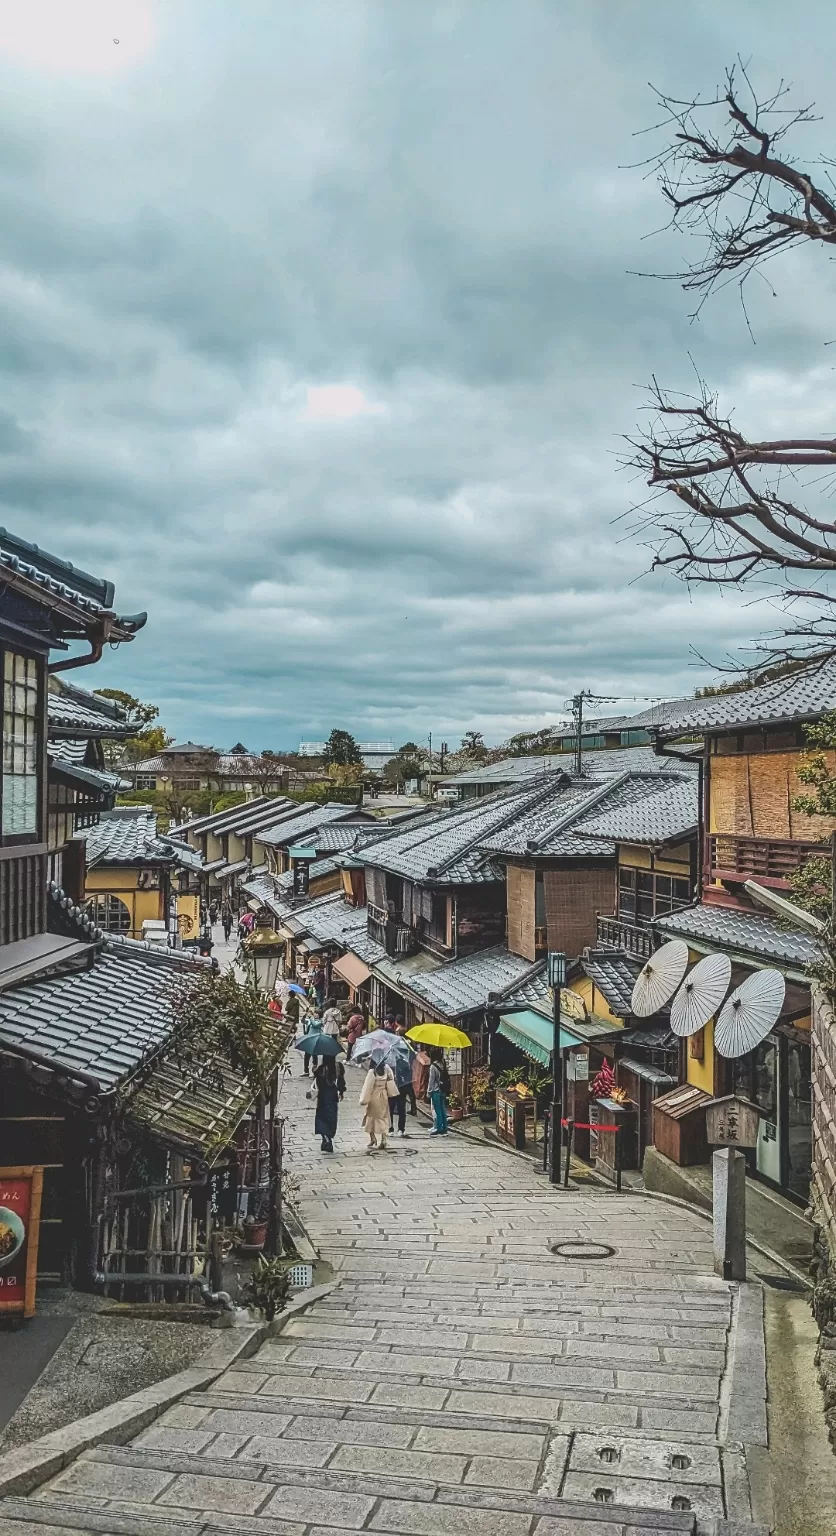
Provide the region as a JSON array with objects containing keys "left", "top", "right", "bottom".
[
  {"left": 403, "top": 945, "right": 542, "bottom": 1020},
  {"left": 82, "top": 808, "right": 175, "bottom": 866},
  {"left": 48, "top": 737, "right": 89, "bottom": 765},
  {"left": 654, "top": 902, "right": 820, "bottom": 971},
  {"left": 441, "top": 745, "right": 698, "bottom": 789},
  {"left": 653, "top": 659, "right": 836, "bottom": 738},
  {"left": 581, "top": 950, "right": 643, "bottom": 1017},
  {"left": 162, "top": 839, "right": 204, "bottom": 872},
  {"left": 47, "top": 752, "right": 126, "bottom": 796},
  {"left": 48, "top": 684, "right": 132, "bottom": 737},
  {"left": 574, "top": 776, "right": 698, "bottom": 847},
  {"left": 283, "top": 892, "right": 369, "bottom": 949},
  {"left": 497, "top": 966, "right": 551, "bottom": 1016},
  {"left": 274, "top": 856, "right": 341, "bottom": 891},
  {"left": 169, "top": 797, "right": 296, "bottom": 839},
  {"left": 0, "top": 939, "right": 209, "bottom": 1093},
  {"left": 256, "top": 803, "right": 362, "bottom": 848},
  {"left": 359, "top": 780, "right": 556, "bottom": 884},
  {"left": 240, "top": 872, "right": 296, "bottom": 921},
  {"left": 481, "top": 779, "right": 614, "bottom": 857}
]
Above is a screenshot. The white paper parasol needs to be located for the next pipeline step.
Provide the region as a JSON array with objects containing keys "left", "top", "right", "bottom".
[
  {"left": 714, "top": 968, "right": 786, "bottom": 1059},
  {"left": 670, "top": 952, "right": 732, "bottom": 1037},
  {"left": 630, "top": 939, "right": 689, "bottom": 1018}
]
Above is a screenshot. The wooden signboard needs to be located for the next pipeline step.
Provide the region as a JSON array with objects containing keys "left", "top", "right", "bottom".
[
  {"left": 0, "top": 1166, "right": 43, "bottom": 1319},
  {"left": 705, "top": 1095, "right": 759, "bottom": 1150}
]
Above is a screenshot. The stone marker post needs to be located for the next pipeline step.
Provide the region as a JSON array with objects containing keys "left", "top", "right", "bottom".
[
  {"left": 706, "top": 1095, "right": 761, "bottom": 1284},
  {"left": 713, "top": 1145, "right": 747, "bottom": 1281}
]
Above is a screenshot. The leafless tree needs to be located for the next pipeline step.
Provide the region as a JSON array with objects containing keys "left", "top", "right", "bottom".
[{"left": 628, "top": 66, "right": 836, "bottom": 669}]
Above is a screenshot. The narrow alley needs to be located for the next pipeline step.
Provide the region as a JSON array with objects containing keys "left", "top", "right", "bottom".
[{"left": 2, "top": 1062, "right": 769, "bottom": 1536}]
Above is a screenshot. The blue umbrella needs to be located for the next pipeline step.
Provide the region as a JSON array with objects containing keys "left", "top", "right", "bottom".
[
  {"left": 287, "top": 982, "right": 307, "bottom": 997},
  {"left": 294, "top": 1033, "right": 341, "bottom": 1058}
]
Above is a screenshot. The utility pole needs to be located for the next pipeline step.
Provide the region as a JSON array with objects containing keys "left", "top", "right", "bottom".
[{"left": 573, "top": 693, "right": 583, "bottom": 779}]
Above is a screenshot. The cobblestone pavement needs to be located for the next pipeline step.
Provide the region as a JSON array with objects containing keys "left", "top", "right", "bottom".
[{"left": 2, "top": 1063, "right": 768, "bottom": 1536}]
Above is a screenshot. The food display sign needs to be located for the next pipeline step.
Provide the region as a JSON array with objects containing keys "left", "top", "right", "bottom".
[{"left": 0, "top": 1166, "right": 43, "bottom": 1318}]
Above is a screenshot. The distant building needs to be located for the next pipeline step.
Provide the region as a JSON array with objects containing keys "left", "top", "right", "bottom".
[
  {"left": 131, "top": 741, "right": 290, "bottom": 795},
  {"left": 299, "top": 739, "right": 397, "bottom": 772}
]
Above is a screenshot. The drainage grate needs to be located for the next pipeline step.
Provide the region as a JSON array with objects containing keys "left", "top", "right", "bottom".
[
  {"left": 286, "top": 1262, "right": 314, "bottom": 1288},
  {"left": 550, "top": 1240, "right": 616, "bottom": 1260}
]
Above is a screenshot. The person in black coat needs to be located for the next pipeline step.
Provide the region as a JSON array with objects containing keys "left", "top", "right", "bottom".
[{"left": 313, "top": 1059, "right": 344, "bottom": 1152}]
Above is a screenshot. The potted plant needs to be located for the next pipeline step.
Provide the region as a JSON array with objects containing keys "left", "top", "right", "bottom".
[
  {"left": 242, "top": 1191, "right": 270, "bottom": 1250},
  {"left": 470, "top": 1066, "right": 496, "bottom": 1122},
  {"left": 448, "top": 1092, "right": 464, "bottom": 1122},
  {"left": 240, "top": 1255, "right": 291, "bottom": 1322}
]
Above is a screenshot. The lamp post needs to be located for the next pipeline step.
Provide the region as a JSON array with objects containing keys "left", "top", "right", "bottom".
[
  {"left": 243, "top": 911, "right": 283, "bottom": 993},
  {"left": 548, "top": 951, "right": 566, "bottom": 1185}
]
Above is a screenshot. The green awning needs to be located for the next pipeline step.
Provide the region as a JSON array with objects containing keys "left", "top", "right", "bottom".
[{"left": 496, "top": 1009, "right": 580, "bottom": 1067}]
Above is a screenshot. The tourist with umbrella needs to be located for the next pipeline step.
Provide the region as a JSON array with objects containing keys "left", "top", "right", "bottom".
[{"left": 359, "top": 1058, "right": 398, "bottom": 1153}]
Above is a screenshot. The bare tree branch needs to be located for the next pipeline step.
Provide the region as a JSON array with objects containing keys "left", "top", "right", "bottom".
[{"left": 628, "top": 69, "right": 836, "bottom": 672}]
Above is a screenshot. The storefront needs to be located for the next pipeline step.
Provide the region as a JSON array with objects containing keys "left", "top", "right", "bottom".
[{"left": 728, "top": 1021, "right": 812, "bottom": 1202}]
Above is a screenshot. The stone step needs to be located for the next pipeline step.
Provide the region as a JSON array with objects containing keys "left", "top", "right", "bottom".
[
  {"left": 272, "top": 1322, "right": 726, "bottom": 1370},
  {"left": 25, "top": 1442, "right": 707, "bottom": 1533},
  {"left": 0, "top": 1498, "right": 768, "bottom": 1536},
  {"left": 170, "top": 1388, "right": 723, "bottom": 1445}
]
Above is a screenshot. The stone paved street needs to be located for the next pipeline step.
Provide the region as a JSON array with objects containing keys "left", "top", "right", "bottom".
[{"left": 2, "top": 1062, "right": 768, "bottom": 1535}]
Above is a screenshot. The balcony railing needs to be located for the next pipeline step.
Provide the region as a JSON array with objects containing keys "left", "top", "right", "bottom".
[
  {"left": 367, "top": 903, "right": 419, "bottom": 960},
  {"left": 708, "top": 833, "right": 831, "bottom": 889},
  {"left": 596, "top": 914, "right": 654, "bottom": 961}
]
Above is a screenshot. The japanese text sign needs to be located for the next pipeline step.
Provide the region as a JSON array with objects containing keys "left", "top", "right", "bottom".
[{"left": 0, "top": 1166, "right": 43, "bottom": 1318}]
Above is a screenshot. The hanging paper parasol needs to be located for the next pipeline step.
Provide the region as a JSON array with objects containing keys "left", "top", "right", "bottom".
[
  {"left": 406, "top": 1023, "right": 472, "bottom": 1049},
  {"left": 714, "top": 968, "right": 786, "bottom": 1059},
  {"left": 670, "top": 952, "right": 732, "bottom": 1037},
  {"left": 630, "top": 939, "right": 689, "bottom": 1018}
]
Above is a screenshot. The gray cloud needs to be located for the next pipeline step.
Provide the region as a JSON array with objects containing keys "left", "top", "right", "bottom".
[{"left": 1, "top": 0, "right": 834, "bottom": 747}]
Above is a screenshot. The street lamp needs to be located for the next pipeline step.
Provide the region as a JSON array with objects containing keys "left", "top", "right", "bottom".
[{"left": 244, "top": 911, "right": 283, "bottom": 993}]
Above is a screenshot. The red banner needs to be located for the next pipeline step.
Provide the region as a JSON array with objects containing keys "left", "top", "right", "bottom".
[{"left": 0, "top": 1167, "right": 43, "bottom": 1318}]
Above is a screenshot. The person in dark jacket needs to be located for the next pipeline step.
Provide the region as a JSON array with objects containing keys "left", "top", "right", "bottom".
[{"left": 313, "top": 1059, "right": 341, "bottom": 1152}]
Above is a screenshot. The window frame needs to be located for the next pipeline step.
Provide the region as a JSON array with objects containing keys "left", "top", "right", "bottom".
[{"left": 0, "top": 642, "right": 46, "bottom": 848}]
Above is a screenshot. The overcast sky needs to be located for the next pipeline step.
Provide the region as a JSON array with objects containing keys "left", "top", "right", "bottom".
[{"left": 1, "top": 1, "right": 833, "bottom": 749}]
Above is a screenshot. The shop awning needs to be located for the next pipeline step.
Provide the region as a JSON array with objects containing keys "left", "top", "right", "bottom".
[
  {"left": 332, "top": 952, "right": 372, "bottom": 988},
  {"left": 496, "top": 1009, "right": 581, "bottom": 1068}
]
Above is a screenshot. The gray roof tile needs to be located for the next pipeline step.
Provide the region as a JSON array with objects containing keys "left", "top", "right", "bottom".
[
  {"left": 0, "top": 940, "right": 209, "bottom": 1093},
  {"left": 442, "top": 745, "right": 698, "bottom": 788},
  {"left": 359, "top": 780, "right": 557, "bottom": 884},
  {"left": 574, "top": 776, "right": 698, "bottom": 846},
  {"left": 581, "top": 951, "right": 643, "bottom": 1016},
  {"left": 82, "top": 808, "right": 175, "bottom": 866},
  {"left": 403, "top": 945, "right": 541, "bottom": 1019},
  {"left": 48, "top": 685, "right": 131, "bottom": 736},
  {"left": 654, "top": 659, "right": 836, "bottom": 738},
  {"left": 256, "top": 803, "right": 361, "bottom": 848},
  {"left": 654, "top": 902, "right": 820, "bottom": 970}
]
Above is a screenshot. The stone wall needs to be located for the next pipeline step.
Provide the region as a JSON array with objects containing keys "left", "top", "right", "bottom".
[{"left": 811, "top": 983, "right": 836, "bottom": 1448}]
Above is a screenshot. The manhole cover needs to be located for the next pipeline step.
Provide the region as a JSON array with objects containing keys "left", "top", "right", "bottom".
[{"left": 550, "top": 1240, "right": 616, "bottom": 1260}]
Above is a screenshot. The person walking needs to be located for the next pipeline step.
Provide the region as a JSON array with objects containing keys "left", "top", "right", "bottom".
[
  {"left": 412, "top": 1044, "right": 431, "bottom": 1105},
  {"left": 427, "top": 1050, "right": 450, "bottom": 1136},
  {"left": 360, "top": 1060, "right": 398, "bottom": 1153},
  {"left": 394, "top": 1017, "right": 418, "bottom": 1115},
  {"left": 389, "top": 1047, "right": 415, "bottom": 1137},
  {"left": 345, "top": 1006, "right": 366, "bottom": 1060},
  {"left": 313, "top": 1059, "right": 341, "bottom": 1153},
  {"left": 299, "top": 1013, "right": 322, "bottom": 1077},
  {"left": 322, "top": 998, "right": 342, "bottom": 1042},
  {"left": 221, "top": 903, "right": 233, "bottom": 942}
]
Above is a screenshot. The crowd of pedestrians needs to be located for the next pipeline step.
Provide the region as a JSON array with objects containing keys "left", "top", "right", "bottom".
[{"left": 293, "top": 998, "right": 452, "bottom": 1155}]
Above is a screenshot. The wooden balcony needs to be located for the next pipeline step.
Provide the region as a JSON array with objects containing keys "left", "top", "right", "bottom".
[
  {"left": 708, "top": 833, "right": 831, "bottom": 889},
  {"left": 596, "top": 914, "right": 654, "bottom": 960},
  {"left": 368, "top": 903, "right": 419, "bottom": 960}
]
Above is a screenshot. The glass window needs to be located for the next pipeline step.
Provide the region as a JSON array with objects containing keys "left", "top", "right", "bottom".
[
  {"left": 2, "top": 650, "right": 40, "bottom": 837},
  {"left": 87, "top": 894, "right": 131, "bottom": 933}
]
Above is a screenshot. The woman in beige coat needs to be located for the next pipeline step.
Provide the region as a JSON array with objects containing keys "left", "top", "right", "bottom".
[{"left": 360, "top": 1061, "right": 397, "bottom": 1152}]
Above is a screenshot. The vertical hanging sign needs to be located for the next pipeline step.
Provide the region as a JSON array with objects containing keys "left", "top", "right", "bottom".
[{"left": 0, "top": 1166, "right": 44, "bottom": 1319}]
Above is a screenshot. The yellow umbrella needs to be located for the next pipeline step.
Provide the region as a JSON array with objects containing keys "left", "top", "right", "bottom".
[{"left": 406, "top": 1022, "right": 472, "bottom": 1049}]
